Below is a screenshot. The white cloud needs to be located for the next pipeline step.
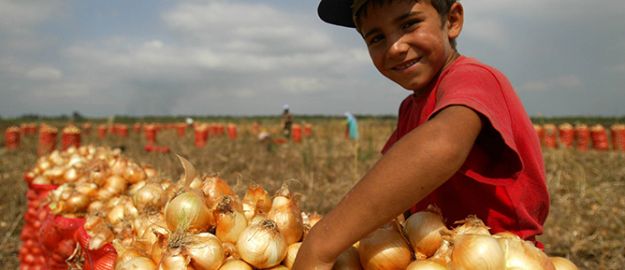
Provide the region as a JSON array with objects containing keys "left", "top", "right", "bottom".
[
  {"left": 0, "top": 0, "right": 66, "bottom": 33},
  {"left": 520, "top": 75, "right": 583, "bottom": 92},
  {"left": 26, "top": 66, "right": 63, "bottom": 80},
  {"left": 280, "top": 77, "right": 326, "bottom": 94}
]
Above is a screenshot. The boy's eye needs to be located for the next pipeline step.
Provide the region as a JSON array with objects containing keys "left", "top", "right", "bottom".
[
  {"left": 401, "top": 19, "right": 420, "bottom": 30},
  {"left": 367, "top": 34, "right": 384, "bottom": 46}
]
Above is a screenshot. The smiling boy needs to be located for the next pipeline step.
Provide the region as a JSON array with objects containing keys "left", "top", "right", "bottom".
[{"left": 293, "top": 0, "right": 549, "bottom": 269}]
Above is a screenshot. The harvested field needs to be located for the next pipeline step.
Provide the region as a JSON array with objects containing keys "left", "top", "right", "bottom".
[{"left": 1, "top": 118, "right": 624, "bottom": 269}]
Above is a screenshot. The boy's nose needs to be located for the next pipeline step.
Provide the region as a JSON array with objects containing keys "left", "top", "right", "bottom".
[{"left": 387, "top": 36, "right": 409, "bottom": 57}]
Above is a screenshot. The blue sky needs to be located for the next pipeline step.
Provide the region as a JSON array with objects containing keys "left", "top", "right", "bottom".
[{"left": 1, "top": 0, "right": 624, "bottom": 117}]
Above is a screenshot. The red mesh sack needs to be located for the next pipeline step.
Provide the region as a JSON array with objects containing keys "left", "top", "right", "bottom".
[
  {"left": 75, "top": 226, "right": 117, "bottom": 270},
  {"left": 38, "top": 208, "right": 85, "bottom": 270}
]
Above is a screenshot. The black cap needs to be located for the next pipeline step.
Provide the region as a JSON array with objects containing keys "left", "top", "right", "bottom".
[{"left": 318, "top": 0, "right": 357, "bottom": 28}]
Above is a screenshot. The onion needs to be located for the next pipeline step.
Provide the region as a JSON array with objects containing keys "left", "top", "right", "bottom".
[
  {"left": 159, "top": 249, "right": 192, "bottom": 270},
  {"left": 214, "top": 196, "right": 248, "bottom": 243},
  {"left": 449, "top": 234, "right": 505, "bottom": 270},
  {"left": 201, "top": 175, "right": 236, "bottom": 208},
  {"left": 404, "top": 207, "right": 446, "bottom": 259},
  {"left": 550, "top": 256, "right": 578, "bottom": 270},
  {"left": 124, "top": 161, "right": 147, "bottom": 184},
  {"left": 267, "top": 185, "right": 304, "bottom": 245},
  {"left": 358, "top": 222, "right": 412, "bottom": 270},
  {"left": 164, "top": 190, "right": 213, "bottom": 233},
  {"left": 133, "top": 182, "right": 167, "bottom": 213},
  {"left": 115, "top": 256, "right": 157, "bottom": 270},
  {"left": 495, "top": 235, "right": 555, "bottom": 270},
  {"left": 406, "top": 260, "right": 447, "bottom": 270},
  {"left": 97, "top": 175, "right": 127, "bottom": 200},
  {"left": 283, "top": 242, "right": 302, "bottom": 269},
  {"left": 218, "top": 258, "right": 252, "bottom": 270},
  {"left": 429, "top": 240, "right": 452, "bottom": 266},
  {"left": 237, "top": 219, "right": 288, "bottom": 269},
  {"left": 185, "top": 233, "right": 225, "bottom": 270},
  {"left": 333, "top": 246, "right": 362, "bottom": 270},
  {"left": 452, "top": 216, "right": 491, "bottom": 236},
  {"left": 241, "top": 184, "right": 272, "bottom": 220}
]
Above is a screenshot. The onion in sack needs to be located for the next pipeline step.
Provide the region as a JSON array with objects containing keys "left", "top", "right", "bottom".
[
  {"left": 164, "top": 155, "right": 214, "bottom": 233},
  {"left": 237, "top": 219, "right": 287, "bottom": 269},
  {"left": 449, "top": 234, "right": 505, "bottom": 270},
  {"left": 242, "top": 184, "right": 272, "bottom": 220},
  {"left": 404, "top": 206, "right": 446, "bottom": 259},
  {"left": 214, "top": 196, "right": 248, "bottom": 243},
  {"left": 550, "top": 256, "right": 578, "bottom": 270},
  {"left": 494, "top": 234, "right": 555, "bottom": 270},
  {"left": 358, "top": 221, "right": 412, "bottom": 270},
  {"left": 267, "top": 184, "right": 304, "bottom": 245},
  {"left": 184, "top": 232, "right": 225, "bottom": 270},
  {"left": 406, "top": 260, "right": 448, "bottom": 270}
]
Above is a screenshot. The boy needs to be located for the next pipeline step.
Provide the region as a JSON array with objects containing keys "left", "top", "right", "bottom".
[{"left": 293, "top": 0, "right": 550, "bottom": 268}]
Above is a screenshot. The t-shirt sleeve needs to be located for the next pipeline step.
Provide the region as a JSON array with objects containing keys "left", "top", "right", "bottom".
[{"left": 428, "top": 64, "right": 523, "bottom": 185}]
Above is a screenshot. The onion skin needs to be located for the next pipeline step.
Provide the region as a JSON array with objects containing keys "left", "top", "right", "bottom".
[
  {"left": 550, "top": 256, "right": 578, "bottom": 270},
  {"left": 495, "top": 236, "right": 555, "bottom": 270},
  {"left": 268, "top": 195, "right": 304, "bottom": 245},
  {"left": 333, "top": 246, "right": 362, "bottom": 270},
  {"left": 404, "top": 210, "right": 446, "bottom": 259},
  {"left": 449, "top": 234, "right": 505, "bottom": 270},
  {"left": 242, "top": 184, "right": 272, "bottom": 220},
  {"left": 284, "top": 242, "right": 302, "bottom": 269},
  {"left": 358, "top": 222, "right": 412, "bottom": 270},
  {"left": 115, "top": 256, "right": 157, "bottom": 270},
  {"left": 218, "top": 258, "right": 253, "bottom": 270},
  {"left": 215, "top": 196, "right": 248, "bottom": 244},
  {"left": 236, "top": 219, "right": 287, "bottom": 269},
  {"left": 164, "top": 191, "right": 213, "bottom": 233},
  {"left": 185, "top": 233, "right": 225, "bottom": 270},
  {"left": 406, "top": 260, "right": 448, "bottom": 270}
]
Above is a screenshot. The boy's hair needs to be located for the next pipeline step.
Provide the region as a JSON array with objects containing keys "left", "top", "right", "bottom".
[
  {"left": 353, "top": 0, "right": 458, "bottom": 48},
  {"left": 319, "top": 0, "right": 458, "bottom": 47}
]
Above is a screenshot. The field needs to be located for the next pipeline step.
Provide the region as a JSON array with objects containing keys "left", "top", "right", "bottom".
[{"left": 1, "top": 117, "right": 624, "bottom": 269}]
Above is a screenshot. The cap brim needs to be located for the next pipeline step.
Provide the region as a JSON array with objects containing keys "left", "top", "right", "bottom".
[{"left": 318, "top": 0, "right": 356, "bottom": 28}]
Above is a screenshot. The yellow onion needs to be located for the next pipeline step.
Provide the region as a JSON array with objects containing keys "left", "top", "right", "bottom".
[
  {"left": 88, "top": 222, "right": 114, "bottom": 250},
  {"left": 283, "top": 242, "right": 301, "bottom": 269},
  {"left": 406, "top": 260, "right": 447, "bottom": 270},
  {"left": 201, "top": 175, "right": 236, "bottom": 208},
  {"left": 333, "top": 246, "right": 362, "bottom": 270},
  {"left": 185, "top": 232, "right": 225, "bottom": 270},
  {"left": 268, "top": 266, "right": 289, "bottom": 270},
  {"left": 113, "top": 240, "right": 147, "bottom": 267},
  {"left": 449, "top": 234, "right": 505, "bottom": 270},
  {"left": 550, "top": 256, "right": 578, "bottom": 270},
  {"left": 218, "top": 258, "right": 252, "bottom": 270},
  {"left": 404, "top": 207, "right": 446, "bottom": 259},
  {"left": 429, "top": 240, "right": 452, "bottom": 266},
  {"left": 115, "top": 256, "right": 157, "bottom": 270},
  {"left": 495, "top": 235, "right": 555, "bottom": 270},
  {"left": 124, "top": 161, "right": 147, "bottom": 184},
  {"left": 214, "top": 196, "right": 248, "bottom": 243},
  {"left": 237, "top": 219, "right": 287, "bottom": 269},
  {"left": 222, "top": 242, "right": 239, "bottom": 259},
  {"left": 133, "top": 182, "right": 167, "bottom": 213},
  {"left": 63, "top": 166, "right": 80, "bottom": 182},
  {"left": 97, "top": 175, "right": 127, "bottom": 200},
  {"left": 75, "top": 182, "right": 98, "bottom": 197},
  {"left": 358, "top": 222, "right": 412, "bottom": 270},
  {"left": 164, "top": 190, "right": 213, "bottom": 233},
  {"left": 242, "top": 184, "right": 272, "bottom": 220},
  {"left": 267, "top": 185, "right": 304, "bottom": 245},
  {"left": 452, "top": 216, "right": 490, "bottom": 236},
  {"left": 160, "top": 249, "right": 192, "bottom": 270}
]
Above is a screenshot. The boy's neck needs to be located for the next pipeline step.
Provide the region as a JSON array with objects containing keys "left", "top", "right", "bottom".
[{"left": 413, "top": 52, "right": 462, "bottom": 98}]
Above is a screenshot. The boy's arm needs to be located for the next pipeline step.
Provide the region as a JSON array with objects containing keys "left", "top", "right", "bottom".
[{"left": 293, "top": 105, "right": 482, "bottom": 269}]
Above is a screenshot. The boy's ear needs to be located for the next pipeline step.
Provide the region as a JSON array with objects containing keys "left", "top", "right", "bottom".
[{"left": 446, "top": 2, "right": 464, "bottom": 40}]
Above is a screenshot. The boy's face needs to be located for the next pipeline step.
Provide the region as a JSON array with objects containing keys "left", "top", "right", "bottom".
[{"left": 358, "top": 0, "right": 461, "bottom": 92}]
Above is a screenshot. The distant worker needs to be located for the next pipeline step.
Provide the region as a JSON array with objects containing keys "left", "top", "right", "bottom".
[
  {"left": 344, "top": 112, "right": 359, "bottom": 140},
  {"left": 281, "top": 104, "right": 293, "bottom": 138}
]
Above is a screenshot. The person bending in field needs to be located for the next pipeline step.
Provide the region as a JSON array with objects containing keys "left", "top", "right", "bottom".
[{"left": 293, "top": 0, "right": 549, "bottom": 268}]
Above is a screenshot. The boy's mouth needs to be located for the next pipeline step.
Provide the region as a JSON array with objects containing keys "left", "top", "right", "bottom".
[{"left": 392, "top": 57, "right": 420, "bottom": 71}]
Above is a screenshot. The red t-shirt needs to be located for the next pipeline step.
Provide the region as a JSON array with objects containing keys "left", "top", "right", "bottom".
[{"left": 382, "top": 56, "right": 549, "bottom": 243}]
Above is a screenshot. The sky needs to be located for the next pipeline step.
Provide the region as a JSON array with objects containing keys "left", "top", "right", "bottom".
[{"left": 1, "top": 0, "right": 624, "bottom": 117}]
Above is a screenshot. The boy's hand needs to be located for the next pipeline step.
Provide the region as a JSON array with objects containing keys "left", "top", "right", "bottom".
[{"left": 292, "top": 225, "right": 336, "bottom": 270}]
